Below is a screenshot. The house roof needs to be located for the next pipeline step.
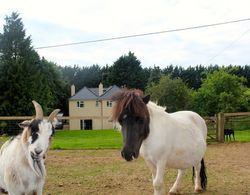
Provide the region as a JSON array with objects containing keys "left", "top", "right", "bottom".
[
  {"left": 100, "top": 85, "right": 121, "bottom": 100},
  {"left": 69, "top": 85, "right": 121, "bottom": 101}
]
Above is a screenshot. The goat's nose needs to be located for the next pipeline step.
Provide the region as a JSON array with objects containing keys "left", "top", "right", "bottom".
[{"left": 35, "top": 148, "right": 43, "bottom": 155}]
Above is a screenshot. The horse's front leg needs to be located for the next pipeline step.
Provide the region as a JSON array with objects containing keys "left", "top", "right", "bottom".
[
  {"left": 153, "top": 161, "right": 166, "bottom": 195},
  {"left": 145, "top": 160, "right": 156, "bottom": 180},
  {"left": 169, "top": 169, "right": 184, "bottom": 194}
]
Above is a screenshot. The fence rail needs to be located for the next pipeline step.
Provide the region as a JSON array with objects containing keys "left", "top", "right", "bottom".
[
  {"left": 204, "top": 116, "right": 217, "bottom": 141},
  {"left": 216, "top": 112, "right": 250, "bottom": 142},
  {"left": 224, "top": 112, "right": 250, "bottom": 117},
  {"left": 1, "top": 112, "right": 250, "bottom": 142},
  {"left": 0, "top": 116, "right": 109, "bottom": 120}
]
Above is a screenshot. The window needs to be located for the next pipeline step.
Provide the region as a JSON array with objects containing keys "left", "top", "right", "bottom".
[
  {"left": 96, "top": 100, "right": 99, "bottom": 107},
  {"left": 107, "top": 101, "right": 112, "bottom": 107},
  {"left": 77, "top": 101, "right": 84, "bottom": 108}
]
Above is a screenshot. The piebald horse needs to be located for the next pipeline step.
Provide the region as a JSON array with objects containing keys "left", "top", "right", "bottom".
[{"left": 112, "top": 89, "right": 207, "bottom": 195}]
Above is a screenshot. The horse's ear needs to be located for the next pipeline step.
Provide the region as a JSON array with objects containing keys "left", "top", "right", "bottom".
[{"left": 142, "top": 95, "right": 150, "bottom": 104}]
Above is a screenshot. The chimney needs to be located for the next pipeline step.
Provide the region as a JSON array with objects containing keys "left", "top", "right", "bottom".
[
  {"left": 99, "top": 83, "right": 103, "bottom": 96},
  {"left": 71, "top": 84, "right": 75, "bottom": 96}
]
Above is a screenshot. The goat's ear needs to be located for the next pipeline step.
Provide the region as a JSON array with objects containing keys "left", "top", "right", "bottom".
[
  {"left": 19, "top": 120, "right": 31, "bottom": 128},
  {"left": 52, "top": 118, "right": 58, "bottom": 128},
  {"left": 142, "top": 95, "right": 150, "bottom": 104}
]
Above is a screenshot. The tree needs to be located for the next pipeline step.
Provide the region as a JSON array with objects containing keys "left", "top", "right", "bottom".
[
  {"left": 0, "top": 12, "right": 67, "bottom": 116},
  {"left": 39, "top": 58, "right": 69, "bottom": 114},
  {"left": 243, "top": 88, "right": 250, "bottom": 111},
  {"left": 179, "top": 65, "right": 206, "bottom": 89},
  {"left": 191, "top": 70, "right": 248, "bottom": 116},
  {"left": 227, "top": 65, "right": 250, "bottom": 87},
  {"left": 60, "top": 65, "right": 80, "bottom": 85},
  {"left": 0, "top": 12, "right": 43, "bottom": 115},
  {"left": 74, "top": 65, "right": 102, "bottom": 89},
  {"left": 106, "top": 51, "right": 146, "bottom": 89},
  {"left": 147, "top": 65, "right": 162, "bottom": 86},
  {"left": 146, "top": 75, "right": 192, "bottom": 112},
  {"left": 61, "top": 64, "right": 102, "bottom": 90}
]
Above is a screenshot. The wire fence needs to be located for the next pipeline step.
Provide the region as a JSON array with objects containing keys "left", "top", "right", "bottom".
[
  {"left": 0, "top": 116, "right": 69, "bottom": 136},
  {"left": 0, "top": 117, "right": 32, "bottom": 135},
  {"left": 224, "top": 115, "right": 250, "bottom": 131}
]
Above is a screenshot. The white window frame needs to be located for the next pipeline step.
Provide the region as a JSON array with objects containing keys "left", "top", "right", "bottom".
[
  {"left": 77, "top": 101, "right": 84, "bottom": 108},
  {"left": 107, "top": 100, "right": 112, "bottom": 107}
]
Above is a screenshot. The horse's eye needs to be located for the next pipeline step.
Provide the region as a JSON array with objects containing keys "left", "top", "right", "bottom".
[
  {"left": 123, "top": 114, "right": 127, "bottom": 120},
  {"left": 118, "top": 114, "right": 127, "bottom": 124},
  {"left": 135, "top": 117, "right": 143, "bottom": 123}
]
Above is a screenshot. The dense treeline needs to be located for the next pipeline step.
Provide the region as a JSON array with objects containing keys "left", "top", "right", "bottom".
[
  {"left": 61, "top": 63, "right": 250, "bottom": 91},
  {"left": 0, "top": 12, "right": 249, "bottom": 118},
  {"left": 60, "top": 54, "right": 250, "bottom": 115}
]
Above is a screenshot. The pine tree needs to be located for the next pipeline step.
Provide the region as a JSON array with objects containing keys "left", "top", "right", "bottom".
[
  {"left": 106, "top": 51, "right": 146, "bottom": 89},
  {"left": 0, "top": 12, "right": 50, "bottom": 115}
]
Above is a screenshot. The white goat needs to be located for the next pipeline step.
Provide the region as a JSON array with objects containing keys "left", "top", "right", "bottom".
[{"left": 0, "top": 101, "right": 59, "bottom": 195}]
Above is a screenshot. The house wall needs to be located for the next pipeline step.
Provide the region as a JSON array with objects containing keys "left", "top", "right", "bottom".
[{"left": 69, "top": 100, "right": 114, "bottom": 130}]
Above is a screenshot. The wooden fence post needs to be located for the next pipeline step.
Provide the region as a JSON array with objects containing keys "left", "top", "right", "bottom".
[{"left": 216, "top": 112, "right": 225, "bottom": 142}]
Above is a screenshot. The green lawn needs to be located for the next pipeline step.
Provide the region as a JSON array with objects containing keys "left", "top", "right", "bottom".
[
  {"left": 0, "top": 129, "right": 249, "bottom": 149},
  {"left": 234, "top": 129, "right": 250, "bottom": 141},
  {"left": 0, "top": 136, "right": 8, "bottom": 146},
  {"left": 51, "top": 129, "right": 123, "bottom": 149}
]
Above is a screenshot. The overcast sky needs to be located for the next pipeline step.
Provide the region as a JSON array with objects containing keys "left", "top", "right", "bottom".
[{"left": 1, "top": 0, "right": 250, "bottom": 68}]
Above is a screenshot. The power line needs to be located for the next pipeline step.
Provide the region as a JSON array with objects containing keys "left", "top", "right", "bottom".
[
  {"left": 205, "top": 26, "right": 250, "bottom": 64},
  {"left": 35, "top": 18, "right": 250, "bottom": 50}
]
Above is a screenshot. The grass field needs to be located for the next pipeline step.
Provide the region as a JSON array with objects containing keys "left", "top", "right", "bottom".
[
  {"left": 52, "top": 129, "right": 250, "bottom": 149},
  {"left": 51, "top": 129, "right": 123, "bottom": 149},
  {"left": 233, "top": 130, "right": 250, "bottom": 141},
  {"left": 0, "top": 129, "right": 250, "bottom": 149}
]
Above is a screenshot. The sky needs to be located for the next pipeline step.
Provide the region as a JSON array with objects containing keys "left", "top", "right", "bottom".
[{"left": 0, "top": 0, "right": 250, "bottom": 68}]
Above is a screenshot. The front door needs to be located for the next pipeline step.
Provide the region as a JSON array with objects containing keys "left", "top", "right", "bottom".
[{"left": 84, "top": 119, "right": 92, "bottom": 130}]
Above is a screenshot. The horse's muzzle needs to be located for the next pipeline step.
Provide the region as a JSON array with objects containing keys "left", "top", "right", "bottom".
[{"left": 121, "top": 149, "right": 138, "bottom": 161}]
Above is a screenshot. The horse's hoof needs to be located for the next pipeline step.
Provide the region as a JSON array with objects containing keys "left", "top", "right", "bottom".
[
  {"left": 194, "top": 188, "right": 203, "bottom": 193},
  {"left": 168, "top": 190, "right": 181, "bottom": 195}
]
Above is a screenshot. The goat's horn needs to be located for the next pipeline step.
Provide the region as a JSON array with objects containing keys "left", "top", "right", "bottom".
[
  {"left": 48, "top": 109, "right": 60, "bottom": 123},
  {"left": 32, "top": 100, "right": 44, "bottom": 119}
]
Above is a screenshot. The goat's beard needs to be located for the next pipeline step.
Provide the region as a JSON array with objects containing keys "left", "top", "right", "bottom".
[
  {"left": 28, "top": 154, "right": 46, "bottom": 178},
  {"left": 33, "top": 158, "right": 45, "bottom": 177}
]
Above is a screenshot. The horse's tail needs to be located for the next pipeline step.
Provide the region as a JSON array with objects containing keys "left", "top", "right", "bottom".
[
  {"left": 192, "top": 158, "right": 207, "bottom": 190},
  {"left": 200, "top": 158, "right": 207, "bottom": 190},
  {"left": 192, "top": 166, "right": 195, "bottom": 183}
]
